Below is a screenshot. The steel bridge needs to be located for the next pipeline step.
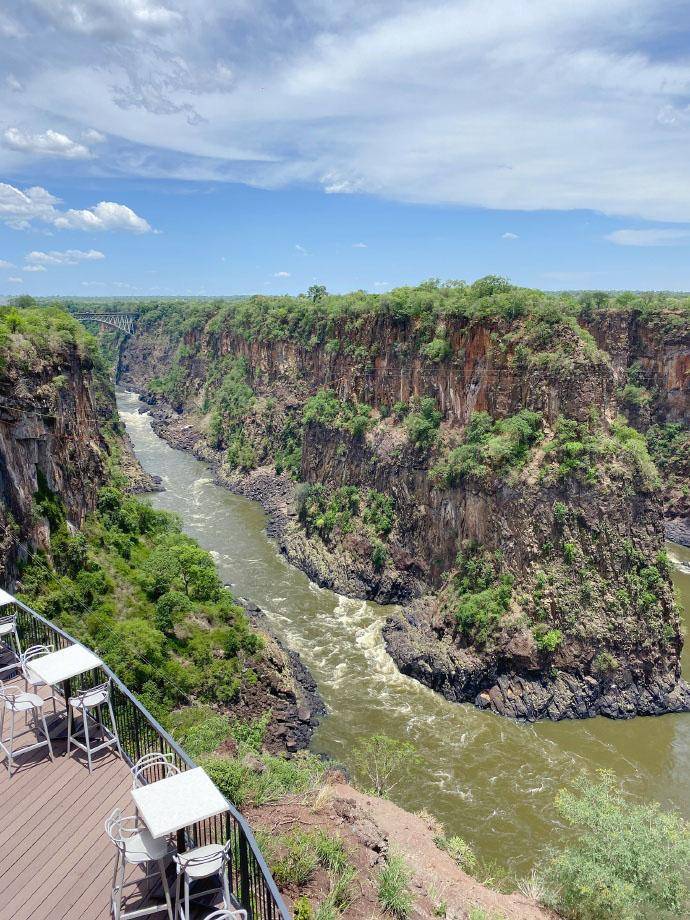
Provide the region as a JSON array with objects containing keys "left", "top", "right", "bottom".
[{"left": 73, "top": 312, "right": 139, "bottom": 335}]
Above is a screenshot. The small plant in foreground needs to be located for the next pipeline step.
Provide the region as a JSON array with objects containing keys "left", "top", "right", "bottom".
[
  {"left": 544, "top": 770, "right": 690, "bottom": 920},
  {"left": 378, "top": 852, "right": 414, "bottom": 918},
  {"left": 435, "top": 834, "right": 477, "bottom": 872},
  {"left": 352, "top": 733, "right": 420, "bottom": 797}
]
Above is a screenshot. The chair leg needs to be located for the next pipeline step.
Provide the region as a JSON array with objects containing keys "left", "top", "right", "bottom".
[
  {"left": 222, "top": 867, "right": 232, "bottom": 908},
  {"left": 184, "top": 873, "right": 191, "bottom": 920},
  {"left": 7, "top": 708, "right": 15, "bottom": 777},
  {"left": 83, "top": 707, "right": 93, "bottom": 774},
  {"left": 66, "top": 705, "right": 73, "bottom": 755},
  {"left": 40, "top": 708, "right": 54, "bottom": 761},
  {"left": 107, "top": 697, "right": 123, "bottom": 758},
  {"left": 174, "top": 870, "right": 181, "bottom": 920},
  {"left": 0, "top": 704, "right": 6, "bottom": 773},
  {"left": 114, "top": 857, "right": 126, "bottom": 920},
  {"left": 157, "top": 858, "right": 174, "bottom": 920}
]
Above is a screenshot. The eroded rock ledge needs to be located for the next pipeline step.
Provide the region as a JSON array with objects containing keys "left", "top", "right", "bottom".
[{"left": 383, "top": 603, "right": 690, "bottom": 721}]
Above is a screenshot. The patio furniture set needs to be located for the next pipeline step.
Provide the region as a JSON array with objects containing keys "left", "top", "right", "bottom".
[{"left": 0, "top": 596, "right": 250, "bottom": 920}]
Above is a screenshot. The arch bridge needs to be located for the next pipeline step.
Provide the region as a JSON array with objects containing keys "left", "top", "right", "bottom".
[{"left": 73, "top": 312, "right": 139, "bottom": 335}]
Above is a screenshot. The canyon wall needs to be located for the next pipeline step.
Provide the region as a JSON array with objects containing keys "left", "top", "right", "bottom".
[
  {"left": 118, "top": 299, "right": 690, "bottom": 721},
  {"left": 0, "top": 324, "right": 148, "bottom": 587}
]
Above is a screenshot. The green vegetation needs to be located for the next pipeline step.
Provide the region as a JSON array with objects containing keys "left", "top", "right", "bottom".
[
  {"left": 303, "top": 388, "right": 373, "bottom": 438},
  {"left": 378, "top": 852, "right": 414, "bottom": 919},
  {"left": 19, "top": 485, "right": 264, "bottom": 721},
  {"left": 100, "top": 278, "right": 688, "bottom": 355},
  {"left": 351, "top": 733, "right": 420, "bottom": 798},
  {"left": 432, "top": 410, "right": 542, "bottom": 485},
  {"left": 544, "top": 771, "right": 690, "bottom": 920},
  {"left": 0, "top": 303, "right": 98, "bottom": 374},
  {"left": 532, "top": 626, "right": 563, "bottom": 653},
  {"left": 542, "top": 415, "right": 660, "bottom": 491},
  {"left": 448, "top": 543, "right": 514, "bottom": 646},
  {"left": 205, "top": 356, "right": 257, "bottom": 469},
  {"left": 405, "top": 396, "right": 442, "bottom": 449},
  {"left": 296, "top": 483, "right": 396, "bottom": 563},
  {"left": 203, "top": 749, "right": 326, "bottom": 807},
  {"left": 435, "top": 835, "right": 478, "bottom": 872}
]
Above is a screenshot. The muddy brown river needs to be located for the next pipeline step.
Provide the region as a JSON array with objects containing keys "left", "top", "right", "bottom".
[{"left": 118, "top": 389, "right": 690, "bottom": 876}]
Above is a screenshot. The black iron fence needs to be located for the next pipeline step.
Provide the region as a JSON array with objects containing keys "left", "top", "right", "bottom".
[{"left": 10, "top": 598, "right": 291, "bottom": 920}]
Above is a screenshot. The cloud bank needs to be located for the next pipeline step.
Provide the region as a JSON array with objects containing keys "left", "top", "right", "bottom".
[{"left": 1, "top": 1, "right": 690, "bottom": 220}]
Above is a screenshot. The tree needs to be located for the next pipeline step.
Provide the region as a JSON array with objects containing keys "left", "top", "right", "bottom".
[
  {"left": 307, "top": 284, "right": 327, "bottom": 303},
  {"left": 9, "top": 294, "right": 36, "bottom": 309},
  {"left": 352, "top": 733, "right": 420, "bottom": 797}
]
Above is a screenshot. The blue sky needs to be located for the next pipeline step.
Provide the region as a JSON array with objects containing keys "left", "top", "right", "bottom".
[{"left": 1, "top": 1, "right": 690, "bottom": 297}]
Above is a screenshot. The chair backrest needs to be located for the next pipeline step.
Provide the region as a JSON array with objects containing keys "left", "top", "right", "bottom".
[
  {"left": 72, "top": 679, "right": 110, "bottom": 708},
  {"left": 0, "top": 679, "right": 23, "bottom": 705},
  {"left": 204, "top": 912, "right": 248, "bottom": 920},
  {"left": 104, "top": 808, "right": 140, "bottom": 851},
  {"left": 175, "top": 838, "right": 234, "bottom": 872},
  {"left": 21, "top": 644, "right": 53, "bottom": 681},
  {"left": 131, "top": 752, "right": 181, "bottom": 789}
]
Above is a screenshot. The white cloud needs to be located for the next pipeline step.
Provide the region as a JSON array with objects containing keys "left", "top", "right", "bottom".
[
  {"left": 5, "top": 74, "right": 22, "bottom": 92},
  {"left": 29, "top": 0, "right": 180, "bottom": 39},
  {"left": 274, "top": 270, "right": 291, "bottom": 277},
  {"left": 23, "top": 264, "right": 46, "bottom": 272},
  {"left": 605, "top": 228, "right": 690, "bottom": 246},
  {"left": 0, "top": 183, "right": 61, "bottom": 229},
  {"left": 82, "top": 128, "right": 105, "bottom": 143},
  {"left": 7, "top": 276, "right": 23, "bottom": 283},
  {"left": 352, "top": 242, "right": 367, "bottom": 248},
  {"left": 54, "top": 201, "right": 152, "bottom": 232},
  {"left": 0, "top": 183, "right": 154, "bottom": 233},
  {"left": 295, "top": 244, "right": 308, "bottom": 254},
  {"left": 26, "top": 248, "right": 105, "bottom": 266},
  {"left": 373, "top": 281, "right": 390, "bottom": 289},
  {"left": 3, "top": 127, "right": 92, "bottom": 159},
  {"left": 502, "top": 232, "right": 519, "bottom": 240},
  {"left": 0, "top": 259, "right": 14, "bottom": 269}
]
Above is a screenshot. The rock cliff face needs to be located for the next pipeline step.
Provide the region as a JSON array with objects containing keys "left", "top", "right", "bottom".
[
  {"left": 118, "top": 301, "right": 690, "bottom": 721},
  {"left": 0, "top": 330, "right": 150, "bottom": 588}
]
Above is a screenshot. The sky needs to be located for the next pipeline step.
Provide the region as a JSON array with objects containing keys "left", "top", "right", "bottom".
[{"left": 1, "top": 0, "right": 690, "bottom": 298}]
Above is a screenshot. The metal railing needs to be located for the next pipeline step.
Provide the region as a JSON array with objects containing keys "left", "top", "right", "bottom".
[{"left": 9, "top": 597, "right": 291, "bottom": 920}]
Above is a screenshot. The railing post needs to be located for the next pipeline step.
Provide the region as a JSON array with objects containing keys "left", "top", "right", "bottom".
[{"left": 239, "top": 833, "right": 253, "bottom": 920}]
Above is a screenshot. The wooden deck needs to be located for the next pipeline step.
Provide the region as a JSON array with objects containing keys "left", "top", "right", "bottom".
[{"left": 0, "top": 684, "right": 174, "bottom": 920}]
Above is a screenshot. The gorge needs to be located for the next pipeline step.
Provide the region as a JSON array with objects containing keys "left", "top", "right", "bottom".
[{"left": 116, "top": 281, "right": 690, "bottom": 722}]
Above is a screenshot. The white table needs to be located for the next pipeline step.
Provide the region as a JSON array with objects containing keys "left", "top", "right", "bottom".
[
  {"left": 28, "top": 643, "right": 102, "bottom": 692},
  {"left": 28, "top": 644, "right": 103, "bottom": 735},
  {"left": 132, "top": 767, "right": 229, "bottom": 841}
]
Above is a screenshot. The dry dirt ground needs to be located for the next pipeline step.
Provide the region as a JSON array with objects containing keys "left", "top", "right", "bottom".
[{"left": 247, "top": 778, "right": 557, "bottom": 920}]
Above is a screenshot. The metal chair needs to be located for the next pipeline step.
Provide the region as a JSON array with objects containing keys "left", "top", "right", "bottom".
[
  {"left": 67, "top": 678, "right": 123, "bottom": 773},
  {"left": 21, "top": 644, "right": 60, "bottom": 714},
  {"left": 0, "top": 613, "right": 22, "bottom": 677},
  {"left": 132, "top": 752, "right": 181, "bottom": 789},
  {"left": 0, "top": 679, "right": 54, "bottom": 776},
  {"left": 204, "top": 911, "right": 247, "bottom": 920},
  {"left": 105, "top": 808, "right": 175, "bottom": 920},
  {"left": 174, "top": 839, "right": 234, "bottom": 920}
]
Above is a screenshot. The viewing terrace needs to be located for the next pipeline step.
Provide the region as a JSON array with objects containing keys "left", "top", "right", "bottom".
[{"left": 0, "top": 593, "right": 289, "bottom": 920}]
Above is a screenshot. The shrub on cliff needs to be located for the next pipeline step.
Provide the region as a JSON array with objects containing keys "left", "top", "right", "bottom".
[
  {"left": 432, "top": 410, "right": 543, "bottom": 485},
  {"left": 544, "top": 770, "right": 690, "bottom": 920},
  {"left": 405, "top": 396, "right": 442, "bottom": 449}
]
